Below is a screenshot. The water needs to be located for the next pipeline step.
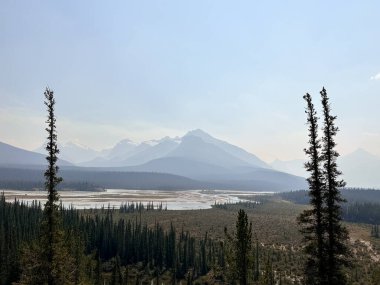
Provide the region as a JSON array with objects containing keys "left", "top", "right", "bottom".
[{"left": 1, "top": 189, "right": 272, "bottom": 210}]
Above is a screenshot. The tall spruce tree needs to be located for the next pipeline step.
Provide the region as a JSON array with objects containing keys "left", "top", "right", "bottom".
[
  {"left": 42, "top": 88, "right": 76, "bottom": 284},
  {"left": 320, "top": 88, "right": 350, "bottom": 284},
  {"left": 18, "top": 88, "right": 75, "bottom": 285},
  {"left": 43, "top": 87, "right": 64, "bottom": 285},
  {"left": 299, "top": 89, "right": 350, "bottom": 284},
  {"left": 298, "top": 93, "right": 327, "bottom": 285},
  {"left": 236, "top": 209, "right": 252, "bottom": 285},
  {"left": 225, "top": 209, "right": 252, "bottom": 285}
]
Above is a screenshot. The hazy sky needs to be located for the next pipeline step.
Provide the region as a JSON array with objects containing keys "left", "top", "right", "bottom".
[{"left": 1, "top": 0, "right": 380, "bottom": 161}]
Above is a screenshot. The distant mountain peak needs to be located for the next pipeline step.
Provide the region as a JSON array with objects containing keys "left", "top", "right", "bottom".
[
  {"left": 345, "top": 148, "right": 379, "bottom": 161},
  {"left": 143, "top": 136, "right": 179, "bottom": 146},
  {"left": 159, "top": 136, "right": 180, "bottom": 142},
  {"left": 116, "top": 138, "right": 138, "bottom": 146},
  {"left": 352, "top": 148, "right": 372, "bottom": 155},
  {"left": 185, "top": 129, "right": 212, "bottom": 138},
  {"left": 64, "top": 141, "right": 92, "bottom": 150},
  {"left": 159, "top": 136, "right": 171, "bottom": 141}
]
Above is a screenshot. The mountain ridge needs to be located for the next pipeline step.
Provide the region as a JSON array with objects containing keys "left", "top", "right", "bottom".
[
  {"left": 0, "top": 141, "right": 73, "bottom": 167},
  {"left": 0, "top": 130, "right": 306, "bottom": 191},
  {"left": 78, "top": 129, "right": 270, "bottom": 169},
  {"left": 4, "top": 132, "right": 379, "bottom": 189}
]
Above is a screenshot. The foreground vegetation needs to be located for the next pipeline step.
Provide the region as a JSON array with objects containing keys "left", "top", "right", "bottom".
[{"left": 1, "top": 194, "right": 380, "bottom": 284}]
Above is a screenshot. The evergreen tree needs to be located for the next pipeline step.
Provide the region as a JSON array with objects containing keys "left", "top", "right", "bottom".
[
  {"left": 262, "top": 254, "right": 274, "bottom": 285},
  {"left": 18, "top": 88, "right": 75, "bottom": 285},
  {"left": 298, "top": 93, "right": 327, "bottom": 285},
  {"left": 111, "top": 255, "right": 122, "bottom": 285},
  {"left": 236, "top": 209, "right": 252, "bottom": 285},
  {"left": 320, "top": 88, "right": 350, "bottom": 284},
  {"left": 42, "top": 87, "right": 76, "bottom": 285},
  {"left": 95, "top": 251, "right": 102, "bottom": 285},
  {"left": 225, "top": 209, "right": 252, "bottom": 285},
  {"left": 253, "top": 239, "right": 260, "bottom": 282}
]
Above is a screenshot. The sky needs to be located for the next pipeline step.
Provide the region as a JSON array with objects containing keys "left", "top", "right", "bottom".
[{"left": 1, "top": 0, "right": 380, "bottom": 162}]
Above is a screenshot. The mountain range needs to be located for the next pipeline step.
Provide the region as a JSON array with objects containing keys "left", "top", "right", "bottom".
[
  {"left": 1, "top": 129, "right": 379, "bottom": 191},
  {"left": 270, "top": 148, "right": 380, "bottom": 189},
  {"left": 0, "top": 141, "right": 73, "bottom": 167}
]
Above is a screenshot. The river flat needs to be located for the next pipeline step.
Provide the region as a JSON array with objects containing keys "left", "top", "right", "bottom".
[{"left": 1, "top": 189, "right": 272, "bottom": 210}]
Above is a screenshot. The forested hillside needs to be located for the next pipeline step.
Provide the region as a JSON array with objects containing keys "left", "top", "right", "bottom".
[{"left": 278, "top": 188, "right": 380, "bottom": 225}]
